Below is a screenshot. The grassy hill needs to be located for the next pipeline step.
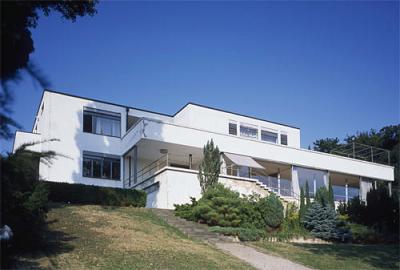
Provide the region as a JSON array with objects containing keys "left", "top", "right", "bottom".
[{"left": 15, "top": 204, "right": 253, "bottom": 270}]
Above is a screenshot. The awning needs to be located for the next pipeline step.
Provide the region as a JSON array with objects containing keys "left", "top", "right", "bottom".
[{"left": 224, "top": 153, "right": 264, "bottom": 169}]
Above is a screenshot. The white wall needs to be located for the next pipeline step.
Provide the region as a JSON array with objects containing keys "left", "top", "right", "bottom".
[
  {"left": 13, "top": 132, "right": 42, "bottom": 152},
  {"left": 174, "top": 104, "right": 301, "bottom": 148},
  {"left": 142, "top": 119, "right": 395, "bottom": 181}
]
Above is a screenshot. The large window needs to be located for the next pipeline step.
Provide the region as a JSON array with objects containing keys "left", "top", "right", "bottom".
[
  {"left": 261, "top": 130, "right": 278, "bottom": 143},
  {"left": 297, "top": 166, "right": 326, "bottom": 197},
  {"left": 83, "top": 108, "right": 121, "bottom": 137},
  {"left": 280, "top": 134, "right": 288, "bottom": 145},
  {"left": 240, "top": 124, "right": 258, "bottom": 139},
  {"left": 229, "top": 121, "right": 237, "bottom": 135},
  {"left": 83, "top": 151, "right": 120, "bottom": 180}
]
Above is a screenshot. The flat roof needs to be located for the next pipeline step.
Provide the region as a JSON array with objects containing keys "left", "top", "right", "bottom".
[{"left": 40, "top": 89, "right": 300, "bottom": 130}]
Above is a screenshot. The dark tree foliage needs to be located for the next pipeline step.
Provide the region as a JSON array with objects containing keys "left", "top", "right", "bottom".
[
  {"left": 1, "top": 0, "right": 98, "bottom": 82},
  {"left": 0, "top": 0, "right": 98, "bottom": 140},
  {"left": 305, "top": 181, "right": 310, "bottom": 206},
  {"left": 313, "top": 137, "right": 340, "bottom": 153},
  {"left": 198, "top": 139, "right": 222, "bottom": 194},
  {"left": 338, "top": 185, "right": 399, "bottom": 235},
  {"left": 313, "top": 125, "right": 400, "bottom": 186},
  {"left": 1, "top": 141, "right": 57, "bottom": 267},
  {"left": 315, "top": 186, "right": 331, "bottom": 207}
]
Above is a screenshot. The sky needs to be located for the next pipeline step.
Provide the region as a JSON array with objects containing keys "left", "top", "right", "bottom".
[{"left": 1, "top": 1, "right": 399, "bottom": 153}]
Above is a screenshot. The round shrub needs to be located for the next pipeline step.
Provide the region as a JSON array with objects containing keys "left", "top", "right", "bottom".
[{"left": 258, "top": 193, "right": 284, "bottom": 229}]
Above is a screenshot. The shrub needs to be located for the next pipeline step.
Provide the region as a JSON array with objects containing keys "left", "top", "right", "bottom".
[
  {"left": 209, "top": 226, "right": 266, "bottom": 241},
  {"left": 46, "top": 182, "right": 146, "bottom": 207},
  {"left": 198, "top": 140, "right": 221, "bottom": 194},
  {"left": 348, "top": 223, "right": 377, "bottom": 243},
  {"left": 303, "top": 202, "right": 351, "bottom": 241},
  {"left": 315, "top": 186, "right": 331, "bottom": 207},
  {"left": 257, "top": 193, "right": 284, "bottom": 229}
]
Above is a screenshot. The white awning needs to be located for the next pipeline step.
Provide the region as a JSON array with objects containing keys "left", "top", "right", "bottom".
[{"left": 224, "top": 153, "right": 264, "bottom": 169}]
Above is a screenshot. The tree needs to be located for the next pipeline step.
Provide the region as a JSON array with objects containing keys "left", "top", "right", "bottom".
[
  {"left": 258, "top": 193, "right": 284, "bottom": 229},
  {"left": 198, "top": 139, "right": 222, "bottom": 194},
  {"left": 299, "top": 187, "right": 306, "bottom": 222},
  {"left": 1, "top": 0, "right": 98, "bottom": 140},
  {"left": 305, "top": 181, "right": 311, "bottom": 206},
  {"left": 303, "top": 202, "right": 350, "bottom": 241},
  {"left": 328, "top": 178, "right": 334, "bottom": 207},
  {"left": 1, "top": 140, "right": 58, "bottom": 267},
  {"left": 313, "top": 137, "right": 340, "bottom": 153}
]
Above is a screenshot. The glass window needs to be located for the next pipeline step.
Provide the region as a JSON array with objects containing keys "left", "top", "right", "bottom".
[
  {"left": 281, "top": 134, "right": 288, "bottom": 145},
  {"left": 240, "top": 124, "right": 258, "bottom": 139},
  {"left": 82, "top": 152, "right": 120, "bottom": 181},
  {"left": 297, "top": 167, "right": 327, "bottom": 197},
  {"left": 261, "top": 130, "right": 278, "bottom": 143},
  {"left": 229, "top": 122, "right": 237, "bottom": 135},
  {"left": 83, "top": 109, "right": 121, "bottom": 137},
  {"left": 83, "top": 158, "right": 92, "bottom": 177}
]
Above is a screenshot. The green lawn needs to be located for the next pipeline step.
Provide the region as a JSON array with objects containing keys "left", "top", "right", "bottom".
[
  {"left": 15, "top": 204, "right": 253, "bottom": 270},
  {"left": 252, "top": 241, "right": 400, "bottom": 270}
]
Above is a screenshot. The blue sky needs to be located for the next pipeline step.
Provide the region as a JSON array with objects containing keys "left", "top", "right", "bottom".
[{"left": 2, "top": 1, "right": 399, "bottom": 153}]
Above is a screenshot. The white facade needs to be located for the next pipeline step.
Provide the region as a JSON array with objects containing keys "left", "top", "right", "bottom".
[{"left": 13, "top": 90, "right": 395, "bottom": 209}]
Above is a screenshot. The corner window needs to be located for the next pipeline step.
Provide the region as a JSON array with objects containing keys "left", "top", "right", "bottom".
[
  {"left": 240, "top": 124, "right": 258, "bottom": 139},
  {"left": 229, "top": 122, "right": 237, "bottom": 135},
  {"left": 83, "top": 108, "right": 121, "bottom": 137},
  {"left": 82, "top": 151, "right": 120, "bottom": 180},
  {"left": 261, "top": 130, "right": 278, "bottom": 143},
  {"left": 281, "top": 134, "right": 288, "bottom": 145}
]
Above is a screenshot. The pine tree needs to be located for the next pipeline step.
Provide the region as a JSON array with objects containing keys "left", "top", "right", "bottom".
[
  {"left": 305, "top": 181, "right": 311, "bottom": 206},
  {"left": 303, "top": 202, "right": 350, "bottom": 241},
  {"left": 198, "top": 139, "right": 222, "bottom": 194},
  {"left": 299, "top": 187, "right": 306, "bottom": 222}
]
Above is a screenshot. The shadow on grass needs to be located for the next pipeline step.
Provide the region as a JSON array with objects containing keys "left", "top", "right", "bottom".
[
  {"left": 9, "top": 218, "right": 77, "bottom": 269},
  {"left": 292, "top": 243, "right": 400, "bottom": 269}
]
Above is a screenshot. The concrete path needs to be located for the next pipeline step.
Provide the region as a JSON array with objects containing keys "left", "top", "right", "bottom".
[
  {"left": 152, "top": 209, "right": 312, "bottom": 270},
  {"left": 216, "top": 242, "right": 312, "bottom": 270}
]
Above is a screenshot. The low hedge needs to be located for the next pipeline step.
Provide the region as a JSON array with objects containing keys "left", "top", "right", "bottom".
[
  {"left": 45, "top": 181, "right": 146, "bottom": 207},
  {"left": 209, "top": 226, "right": 266, "bottom": 241}
]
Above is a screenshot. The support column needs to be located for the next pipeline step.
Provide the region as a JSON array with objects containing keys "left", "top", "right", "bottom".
[
  {"left": 189, "top": 154, "right": 193, "bottom": 170},
  {"left": 220, "top": 153, "right": 227, "bottom": 175},
  {"left": 133, "top": 146, "right": 138, "bottom": 184},
  {"left": 128, "top": 156, "right": 132, "bottom": 187},
  {"left": 291, "top": 166, "right": 300, "bottom": 199},
  {"left": 345, "top": 181, "right": 349, "bottom": 204},
  {"left": 359, "top": 177, "right": 373, "bottom": 203},
  {"left": 277, "top": 169, "right": 281, "bottom": 195},
  {"left": 388, "top": 182, "right": 392, "bottom": 197}
]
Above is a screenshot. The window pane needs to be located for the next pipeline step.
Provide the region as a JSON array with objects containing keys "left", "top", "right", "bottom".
[
  {"left": 240, "top": 125, "right": 258, "bottom": 138},
  {"left": 297, "top": 167, "right": 326, "bottom": 197},
  {"left": 83, "top": 114, "right": 92, "bottom": 133},
  {"left": 281, "top": 134, "right": 288, "bottom": 145},
  {"left": 261, "top": 130, "right": 277, "bottom": 143},
  {"left": 93, "top": 159, "right": 102, "bottom": 178},
  {"left": 112, "top": 160, "right": 120, "bottom": 180},
  {"left": 102, "top": 159, "right": 111, "bottom": 179},
  {"left": 83, "top": 158, "right": 92, "bottom": 177},
  {"left": 112, "top": 119, "right": 121, "bottom": 137},
  {"left": 229, "top": 123, "right": 237, "bottom": 135}
]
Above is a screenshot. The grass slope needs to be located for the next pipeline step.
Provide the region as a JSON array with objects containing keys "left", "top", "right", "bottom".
[
  {"left": 16, "top": 204, "right": 253, "bottom": 270},
  {"left": 252, "top": 241, "right": 400, "bottom": 270}
]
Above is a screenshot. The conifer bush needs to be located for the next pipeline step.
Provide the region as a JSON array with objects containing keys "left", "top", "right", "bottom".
[{"left": 303, "top": 202, "right": 351, "bottom": 241}]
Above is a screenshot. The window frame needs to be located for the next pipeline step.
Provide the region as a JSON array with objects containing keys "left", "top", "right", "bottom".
[
  {"left": 229, "top": 121, "right": 238, "bottom": 136},
  {"left": 239, "top": 123, "right": 258, "bottom": 139},
  {"left": 280, "top": 133, "right": 288, "bottom": 145},
  {"left": 83, "top": 107, "right": 121, "bottom": 138},
  {"left": 82, "top": 151, "right": 121, "bottom": 181},
  {"left": 260, "top": 129, "right": 278, "bottom": 143}
]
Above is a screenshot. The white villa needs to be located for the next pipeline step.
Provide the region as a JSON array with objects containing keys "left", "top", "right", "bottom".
[{"left": 13, "top": 90, "right": 395, "bottom": 209}]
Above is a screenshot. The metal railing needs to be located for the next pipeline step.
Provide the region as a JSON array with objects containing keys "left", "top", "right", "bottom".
[
  {"left": 124, "top": 153, "right": 194, "bottom": 188},
  {"left": 330, "top": 142, "right": 391, "bottom": 166},
  {"left": 222, "top": 164, "right": 297, "bottom": 198}
]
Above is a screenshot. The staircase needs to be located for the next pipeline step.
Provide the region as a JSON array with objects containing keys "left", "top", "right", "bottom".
[
  {"left": 151, "top": 209, "right": 238, "bottom": 244},
  {"left": 252, "top": 179, "right": 299, "bottom": 206}
]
